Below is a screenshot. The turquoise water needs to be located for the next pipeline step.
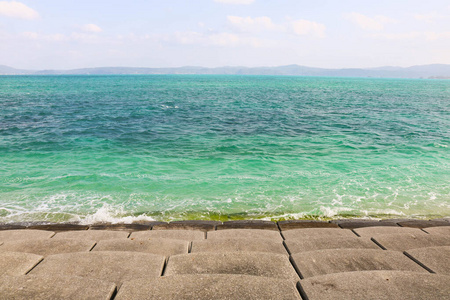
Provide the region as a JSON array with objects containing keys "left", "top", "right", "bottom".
[{"left": 0, "top": 75, "right": 449, "bottom": 223}]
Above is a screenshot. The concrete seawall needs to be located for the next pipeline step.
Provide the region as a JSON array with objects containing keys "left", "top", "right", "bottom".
[{"left": 1, "top": 218, "right": 449, "bottom": 299}]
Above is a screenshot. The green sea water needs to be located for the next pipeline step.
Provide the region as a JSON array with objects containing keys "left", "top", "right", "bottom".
[{"left": 0, "top": 75, "right": 449, "bottom": 223}]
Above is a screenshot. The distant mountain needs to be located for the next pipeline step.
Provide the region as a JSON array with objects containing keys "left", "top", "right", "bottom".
[{"left": 1, "top": 64, "right": 450, "bottom": 78}]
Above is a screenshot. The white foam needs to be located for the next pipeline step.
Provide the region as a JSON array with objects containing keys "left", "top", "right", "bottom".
[{"left": 78, "top": 204, "right": 155, "bottom": 224}]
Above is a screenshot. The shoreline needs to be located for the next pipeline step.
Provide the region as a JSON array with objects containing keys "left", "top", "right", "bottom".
[{"left": 1, "top": 217, "right": 449, "bottom": 231}]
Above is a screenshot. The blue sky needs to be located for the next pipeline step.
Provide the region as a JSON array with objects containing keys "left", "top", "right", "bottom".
[{"left": 0, "top": 0, "right": 449, "bottom": 69}]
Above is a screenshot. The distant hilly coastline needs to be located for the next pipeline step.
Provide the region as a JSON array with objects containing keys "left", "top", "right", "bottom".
[{"left": 1, "top": 64, "right": 450, "bottom": 79}]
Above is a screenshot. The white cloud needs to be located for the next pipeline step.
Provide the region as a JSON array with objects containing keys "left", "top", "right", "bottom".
[
  {"left": 0, "top": 1, "right": 39, "bottom": 20},
  {"left": 372, "top": 31, "right": 450, "bottom": 41},
  {"left": 413, "top": 12, "right": 445, "bottom": 23},
  {"left": 346, "top": 12, "right": 396, "bottom": 31},
  {"left": 291, "top": 19, "right": 326, "bottom": 38},
  {"left": 227, "top": 16, "right": 281, "bottom": 32},
  {"left": 214, "top": 0, "right": 254, "bottom": 4},
  {"left": 21, "top": 31, "right": 67, "bottom": 41},
  {"left": 81, "top": 24, "right": 102, "bottom": 33}
]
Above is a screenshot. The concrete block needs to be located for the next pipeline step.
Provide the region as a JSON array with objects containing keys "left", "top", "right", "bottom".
[
  {"left": 0, "top": 230, "right": 54, "bottom": 241},
  {"left": 26, "top": 223, "right": 89, "bottom": 231},
  {"left": 372, "top": 233, "right": 450, "bottom": 251},
  {"left": 89, "top": 223, "right": 151, "bottom": 231},
  {"left": 299, "top": 271, "right": 450, "bottom": 300},
  {"left": 284, "top": 236, "right": 379, "bottom": 254},
  {"left": 53, "top": 230, "right": 129, "bottom": 241},
  {"left": 93, "top": 238, "right": 189, "bottom": 256},
  {"left": 0, "top": 252, "right": 43, "bottom": 276},
  {"left": 0, "top": 275, "right": 116, "bottom": 300},
  {"left": 291, "top": 249, "right": 426, "bottom": 278},
  {"left": 130, "top": 230, "right": 205, "bottom": 241},
  {"left": 191, "top": 238, "right": 287, "bottom": 255},
  {"left": 354, "top": 226, "right": 427, "bottom": 237},
  {"left": 282, "top": 228, "right": 355, "bottom": 240},
  {"left": 207, "top": 229, "right": 282, "bottom": 241},
  {"left": 0, "top": 239, "right": 95, "bottom": 256},
  {"left": 153, "top": 220, "right": 221, "bottom": 231},
  {"left": 423, "top": 226, "right": 450, "bottom": 235},
  {"left": 217, "top": 220, "right": 278, "bottom": 230},
  {"left": 405, "top": 246, "right": 450, "bottom": 275},
  {"left": 0, "top": 224, "right": 27, "bottom": 230},
  {"left": 116, "top": 274, "right": 301, "bottom": 300},
  {"left": 29, "top": 251, "right": 165, "bottom": 284},
  {"left": 332, "top": 219, "right": 398, "bottom": 229},
  {"left": 278, "top": 220, "right": 338, "bottom": 231},
  {"left": 398, "top": 220, "right": 450, "bottom": 228},
  {"left": 165, "top": 252, "right": 299, "bottom": 281}
]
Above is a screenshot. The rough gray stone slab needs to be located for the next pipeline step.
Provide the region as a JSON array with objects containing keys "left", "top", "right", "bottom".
[
  {"left": 284, "top": 236, "right": 379, "bottom": 254},
  {"left": 130, "top": 230, "right": 205, "bottom": 241},
  {"left": 30, "top": 251, "right": 165, "bottom": 284},
  {"left": 93, "top": 238, "right": 189, "bottom": 256},
  {"left": 0, "top": 230, "right": 55, "bottom": 241},
  {"left": 291, "top": 249, "right": 426, "bottom": 278},
  {"left": 332, "top": 219, "right": 398, "bottom": 229},
  {"left": 0, "top": 275, "right": 116, "bottom": 300},
  {"left": 207, "top": 229, "right": 282, "bottom": 240},
  {"left": 191, "top": 238, "right": 287, "bottom": 255},
  {"left": 398, "top": 220, "right": 450, "bottom": 228},
  {"left": 26, "top": 223, "right": 89, "bottom": 231},
  {"left": 354, "top": 226, "right": 427, "bottom": 237},
  {"left": 53, "top": 230, "right": 129, "bottom": 241},
  {"left": 89, "top": 223, "right": 151, "bottom": 231},
  {"left": 278, "top": 220, "right": 338, "bottom": 231},
  {"left": 165, "top": 252, "right": 299, "bottom": 281},
  {"left": 0, "top": 252, "right": 43, "bottom": 276},
  {"left": 116, "top": 274, "right": 301, "bottom": 300},
  {"left": 217, "top": 220, "right": 278, "bottom": 230},
  {"left": 405, "top": 246, "right": 450, "bottom": 274},
  {"left": 423, "top": 226, "right": 450, "bottom": 235},
  {"left": 372, "top": 233, "right": 450, "bottom": 251},
  {"left": 131, "top": 221, "right": 168, "bottom": 228},
  {"left": 153, "top": 220, "right": 221, "bottom": 231},
  {"left": 0, "top": 239, "right": 95, "bottom": 256},
  {"left": 299, "top": 271, "right": 450, "bottom": 300},
  {"left": 282, "top": 228, "right": 356, "bottom": 240},
  {"left": 0, "top": 224, "right": 27, "bottom": 230}
]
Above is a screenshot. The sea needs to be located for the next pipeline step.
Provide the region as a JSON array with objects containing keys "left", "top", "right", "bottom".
[{"left": 0, "top": 75, "right": 449, "bottom": 224}]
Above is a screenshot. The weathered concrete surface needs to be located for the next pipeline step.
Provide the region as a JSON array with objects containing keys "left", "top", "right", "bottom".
[
  {"left": 25, "top": 223, "right": 89, "bottom": 231},
  {"left": 291, "top": 249, "right": 426, "bottom": 278},
  {"left": 284, "top": 236, "right": 379, "bottom": 254},
  {"left": 0, "top": 239, "right": 95, "bottom": 256},
  {"left": 278, "top": 220, "right": 338, "bottom": 231},
  {"left": 423, "top": 226, "right": 450, "bottom": 235},
  {"left": 398, "top": 220, "right": 450, "bottom": 228},
  {"left": 282, "top": 228, "right": 356, "bottom": 240},
  {"left": 332, "top": 219, "right": 399, "bottom": 229},
  {"left": 53, "top": 230, "right": 129, "bottom": 241},
  {"left": 93, "top": 238, "right": 189, "bottom": 256},
  {"left": 0, "top": 230, "right": 55, "bottom": 241},
  {"left": 191, "top": 238, "right": 287, "bottom": 255},
  {"left": 405, "top": 246, "right": 450, "bottom": 275},
  {"left": 0, "top": 252, "right": 43, "bottom": 276},
  {"left": 354, "top": 226, "right": 427, "bottom": 237},
  {"left": 299, "top": 271, "right": 450, "bottom": 300},
  {"left": 207, "top": 229, "right": 282, "bottom": 240},
  {"left": 90, "top": 223, "right": 151, "bottom": 231},
  {"left": 216, "top": 220, "right": 278, "bottom": 230},
  {"left": 29, "top": 251, "right": 165, "bottom": 284},
  {"left": 0, "top": 275, "right": 116, "bottom": 300},
  {"left": 164, "top": 252, "right": 299, "bottom": 281},
  {"left": 130, "top": 230, "right": 205, "bottom": 241},
  {"left": 153, "top": 220, "right": 221, "bottom": 231},
  {"left": 372, "top": 233, "right": 450, "bottom": 251},
  {"left": 116, "top": 274, "right": 301, "bottom": 300}
]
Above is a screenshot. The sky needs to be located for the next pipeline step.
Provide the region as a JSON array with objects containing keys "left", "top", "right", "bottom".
[{"left": 0, "top": 0, "right": 449, "bottom": 69}]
